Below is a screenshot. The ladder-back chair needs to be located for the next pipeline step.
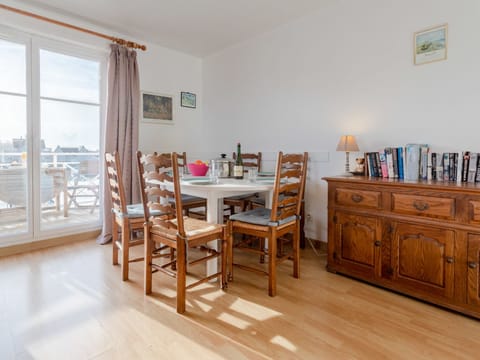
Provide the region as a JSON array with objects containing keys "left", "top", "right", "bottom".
[
  {"left": 137, "top": 151, "right": 227, "bottom": 314},
  {"left": 224, "top": 152, "right": 262, "bottom": 215},
  {"left": 227, "top": 152, "right": 308, "bottom": 296},
  {"left": 105, "top": 152, "right": 145, "bottom": 281}
]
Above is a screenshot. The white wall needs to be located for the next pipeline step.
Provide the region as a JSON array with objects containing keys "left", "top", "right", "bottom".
[{"left": 202, "top": 0, "right": 480, "bottom": 241}]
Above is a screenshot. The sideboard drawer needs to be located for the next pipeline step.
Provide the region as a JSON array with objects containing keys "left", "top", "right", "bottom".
[
  {"left": 392, "top": 193, "right": 455, "bottom": 219},
  {"left": 335, "top": 188, "right": 381, "bottom": 209},
  {"left": 468, "top": 200, "right": 480, "bottom": 224}
]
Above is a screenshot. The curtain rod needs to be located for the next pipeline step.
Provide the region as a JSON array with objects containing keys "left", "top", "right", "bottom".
[{"left": 0, "top": 4, "right": 147, "bottom": 51}]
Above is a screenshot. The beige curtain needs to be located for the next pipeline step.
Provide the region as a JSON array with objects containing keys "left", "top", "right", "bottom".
[{"left": 97, "top": 44, "right": 140, "bottom": 244}]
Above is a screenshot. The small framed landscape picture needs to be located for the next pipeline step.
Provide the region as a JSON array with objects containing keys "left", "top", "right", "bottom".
[
  {"left": 180, "top": 92, "right": 196, "bottom": 109},
  {"left": 141, "top": 91, "right": 173, "bottom": 125},
  {"left": 414, "top": 24, "right": 448, "bottom": 65}
]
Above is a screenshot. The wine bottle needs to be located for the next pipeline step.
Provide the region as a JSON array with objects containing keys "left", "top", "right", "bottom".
[{"left": 233, "top": 142, "right": 244, "bottom": 179}]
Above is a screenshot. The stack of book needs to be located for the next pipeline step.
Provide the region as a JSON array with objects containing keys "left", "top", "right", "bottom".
[
  {"left": 430, "top": 152, "right": 459, "bottom": 182},
  {"left": 364, "top": 145, "right": 480, "bottom": 183},
  {"left": 459, "top": 151, "right": 480, "bottom": 183}
]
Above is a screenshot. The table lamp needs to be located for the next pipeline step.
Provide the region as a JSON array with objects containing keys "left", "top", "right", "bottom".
[{"left": 336, "top": 135, "right": 359, "bottom": 176}]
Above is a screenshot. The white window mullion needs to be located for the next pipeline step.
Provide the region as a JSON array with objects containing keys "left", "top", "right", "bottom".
[{"left": 30, "top": 38, "right": 41, "bottom": 238}]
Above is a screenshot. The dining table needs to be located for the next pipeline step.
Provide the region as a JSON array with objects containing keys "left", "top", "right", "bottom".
[{"left": 179, "top": 176, "right": 275, "bottom": 274}]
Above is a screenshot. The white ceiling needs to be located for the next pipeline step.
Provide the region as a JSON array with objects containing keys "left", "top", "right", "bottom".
[{"left": 13, "top": 0, "right": 327, "bottom": 57}]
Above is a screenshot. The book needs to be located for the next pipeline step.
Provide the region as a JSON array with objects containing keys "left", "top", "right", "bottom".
[
  {"left": 379, "top": 151, "right": 388, "bottom": 178},
  {"left": 374, "top": 152, "right": 381, "bottom": 177},
  {"left": 397, "top": 147, "right": 404, "bottom": 179},
  {"left": 453, "top": 153, "right": 459, "bottom": 182},
  {"left": 419, "top": 145, "right": 429, "bottom": 180},
  {"left": 405, "top": 144, "right": 421, "bottom": 181},
  {"left": 392, "top": 147, "right": 399, "bottom": 178},
  {"left": 476, "top": 155, "right": 480, "bottom": 182},
  {"left": 449, "top": 153, "right": 458, "bottom": 182},
  {"left": 385, "top": 147, "right": 394, "bottom": 178},
  {"left": 468, "top": 153, "right": 478, "bottom": 183},
  {"left": 461, "top": 151, "right": 470, "bottom": 182},
  {"left": 431, "top": 152, "right": 437, "bottom": 180},
  {"left": 443, "top": 153, "right": 450, "bottom": 181}
]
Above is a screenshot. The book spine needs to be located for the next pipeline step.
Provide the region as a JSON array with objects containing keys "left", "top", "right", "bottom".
[
  {"left": 443, "top": 153, "right": 450, "bottom": 181},
  {"left": 453, "top": 153, "right": 459, "bottom": 182},
  {"left": 397, "top": 147, "right": 404, "bottom": 179},
  {"left": 367, "top": 152, "right": 375, "bottom": 177},
  {"left": 461, "top": 151, "right": 470, "bottom": 182},
  {"left": 379, "top": 151, "right": 388, "bottom": 178},
  {"left": 476, "top": 155, "right": 480, "bottom": 182},
  {"left": 392, "top": 147, "right": 399, "bottom": 178},
  {"left": 405, "top": 144, "right": 420, "bottom": 181},
  {"left": 374, "top": 152, "right": 381, "bottom": 177},
  {"left": 385, "top": 147, "right": 394, "bottom": 178},
  {"left": 420, "top": 145, "right": 429, "bottom": 180},
  {"left": 449, "top": 153, "right": 455, "bottom": 181},
  {"left": 468, "top": 153, "right": 478, "bottom": 183},
  {"left": 431, "top": 152, "right": 437, "bottom": 180}
]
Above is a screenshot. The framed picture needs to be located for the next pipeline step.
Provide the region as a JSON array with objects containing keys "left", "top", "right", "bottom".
[
  {"left": 141, "top": 91, "right": 173, "bottom": 124},
  {"left": 414, "top": 24, "right": 448, "bottom": 65},
  {"left": 180, "top": 92, "right": 196, "bottom": 108}
]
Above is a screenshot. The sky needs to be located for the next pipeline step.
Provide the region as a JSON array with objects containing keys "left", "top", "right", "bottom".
[{"left": 0, "top": 40, "right": 101, "bottom": 152}]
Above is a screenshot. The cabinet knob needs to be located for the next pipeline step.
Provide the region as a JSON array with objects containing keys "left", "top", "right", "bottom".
[
  {"left": 374, "top": 240, "right": 381, "bottom": 247},
  {"left": 468, "top": 262, "right": 478, "bottom": 269},
  {"left": 351, "top": 194, "right": 363, "bottom": 203},
  {"left": 413, "top": 201, "right": 430, "bottom": 211},
  {"left": 446, "top": 256, "right": 454, "bottom": 264}
]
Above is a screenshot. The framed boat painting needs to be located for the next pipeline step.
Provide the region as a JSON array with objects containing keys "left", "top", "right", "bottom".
[{"left": 414, "top": 24, "right": 448, "bottom": 65}]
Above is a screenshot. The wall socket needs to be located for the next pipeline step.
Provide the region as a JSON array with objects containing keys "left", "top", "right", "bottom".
[{"left": 306, "top": 213, "right": 312, "bottom": 222}]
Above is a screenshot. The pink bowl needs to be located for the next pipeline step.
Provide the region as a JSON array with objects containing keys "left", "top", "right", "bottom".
[{"left": 187, "top": 163, "right": 209, "bottom": 176}]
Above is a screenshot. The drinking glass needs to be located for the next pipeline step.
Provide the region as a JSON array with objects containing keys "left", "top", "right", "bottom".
[
  {"left": 209, "top": 167, "right": 219, "bottom": 184},
  {"left": 248, "top": 169, "right": 258, "bottom": 182}
]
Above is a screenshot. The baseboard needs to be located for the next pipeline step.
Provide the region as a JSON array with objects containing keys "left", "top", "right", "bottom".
[{"left": 0, "top": 230, "right": 101, "bottom": 258}]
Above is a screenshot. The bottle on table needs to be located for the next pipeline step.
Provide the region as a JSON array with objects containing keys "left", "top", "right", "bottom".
[{"left": 233, "top": 142, "right": 244, "bottom": 179}]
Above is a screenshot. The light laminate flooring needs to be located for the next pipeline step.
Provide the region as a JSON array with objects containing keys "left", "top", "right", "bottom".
[{"left": 0, "top": 240, "right": 479, "bottom": 359}]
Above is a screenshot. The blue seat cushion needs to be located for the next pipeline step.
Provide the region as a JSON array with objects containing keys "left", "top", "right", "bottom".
[
  {"left": 229, "top": 207, "right": 297, "bottom": 226},
  {"left": 113, "top": 203, "right": 163, "bottom": 218}
]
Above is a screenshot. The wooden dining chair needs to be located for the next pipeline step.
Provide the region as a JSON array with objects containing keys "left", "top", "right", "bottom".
[
  {"left": 137, "top": 151, "right": 227, "bottom": 314},
  {"left": 176, "top": 152, "right": 207, "bottom": 219},
  {"left": 227, "top": 151, "right": 308, "bottom": 296},
  {"left": 105, "top": 151, "right": 146, "bottom": 281},
  {"left": 223, "top": 152, "right": 262, "bottom": 216}
]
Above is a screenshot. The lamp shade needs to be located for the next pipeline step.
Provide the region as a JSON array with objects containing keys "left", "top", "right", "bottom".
[{"left": 336, "top": 135, "right": 359, "bottom": 152}]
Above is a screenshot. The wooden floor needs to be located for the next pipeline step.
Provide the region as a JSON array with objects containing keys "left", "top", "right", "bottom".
[{"left": 1, "top": 241, "right": 479, "bottom": 360}]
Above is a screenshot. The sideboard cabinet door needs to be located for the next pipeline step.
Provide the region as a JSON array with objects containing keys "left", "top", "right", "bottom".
[
  {"left": 392, "top": 222, "right": 455, "bottom": 300},
  {"left": 331, "top": 211, "right": 381, "bottom": 279}
]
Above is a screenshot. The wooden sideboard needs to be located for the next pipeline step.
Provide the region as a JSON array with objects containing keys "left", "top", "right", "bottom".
[{"left": 323, "top": 176, "right": 480, "bottom": 319}]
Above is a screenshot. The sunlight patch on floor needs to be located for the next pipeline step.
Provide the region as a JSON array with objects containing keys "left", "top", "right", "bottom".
[
  {"left": 217, "top": 312, "right": 251, "bottom": 329},
  {"left": 229, "top": 297, "right": 282, "bottom": 321},
  {"left": 271, "top": 335, "right": 297, "bottom": 352}
]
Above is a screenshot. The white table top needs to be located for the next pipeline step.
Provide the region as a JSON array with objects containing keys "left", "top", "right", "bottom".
[{"left": 180, "top": 177, "right": 274, "bottom": 224}]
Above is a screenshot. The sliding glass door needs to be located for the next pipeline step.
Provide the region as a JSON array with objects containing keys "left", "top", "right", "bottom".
[
  {"left": 0, "top": 37, "right": 28, "bottom": 237},
  {"left": 0, "top": 27, "right": 105, "bottom": 246}
]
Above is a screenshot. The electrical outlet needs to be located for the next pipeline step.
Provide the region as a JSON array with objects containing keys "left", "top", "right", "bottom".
[{"left": 306, "top": 213, "right": 312, "bottom": 222}]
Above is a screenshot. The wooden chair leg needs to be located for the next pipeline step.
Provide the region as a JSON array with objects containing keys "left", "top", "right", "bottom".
[
  {"left": 176, "top": 240, "right": 187, "bottom": 314},
  {"left": 227, "top": 222, "right": 234, "bottom": 281},
  {"left": 144, "top": 226, "right": 153, "bottom": 295},
  {"left": 221, "top": 236, "right": 228, "bottom": 288},
  {"left": 293, "top": 222, "right": 300, "bottom": 278},
  {"left": 121, "top": 220, "right": 130, "bottom": 281},
  {"left": 268, "top": 231, "right": 277, "bottom": 297},
  {"left": 112, "top": 217, "right": 119, "bottom": 266}
]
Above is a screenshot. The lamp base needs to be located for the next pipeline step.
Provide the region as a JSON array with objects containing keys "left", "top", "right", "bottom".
[{"left": 340, "top": 171, "right": 354, "bottom": 177}]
